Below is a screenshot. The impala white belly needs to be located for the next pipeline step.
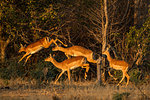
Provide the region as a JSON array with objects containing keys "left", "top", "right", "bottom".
[
  {"left": 30, "top": 47, "right": 43, "bottom": 54},
  {"left": 70, "top": 66, "right": 79, "bottom": 70},
  {"left": 71, "top": 51, "right": 84, "bottom": 56}
]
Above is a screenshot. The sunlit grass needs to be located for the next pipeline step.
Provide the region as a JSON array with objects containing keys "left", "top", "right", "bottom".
[{"left": 0, "top": 78, "right": 150, "bottom": 100}]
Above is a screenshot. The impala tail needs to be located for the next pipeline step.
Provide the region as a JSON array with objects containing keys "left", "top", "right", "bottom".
[{"left": 83, "top": 57, "right": 88, "bottom": 64}]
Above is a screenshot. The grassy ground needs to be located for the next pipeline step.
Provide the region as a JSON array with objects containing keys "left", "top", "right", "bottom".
[{"left": 0, "top": 78, "right": 150, "bottom": 100}]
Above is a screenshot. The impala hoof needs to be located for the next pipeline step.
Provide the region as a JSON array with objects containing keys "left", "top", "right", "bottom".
[
  {"left": 64, "top": 45, "right": 68, "bottom": 47},
  {"left": 114, "top": 78, "right": 117, "bottom": 81},
  {"left": 117, "top": 83, "right": 120, "bottom": 86},
  {"left": 54, "top": 82, "right": 57, "bottom": 84}
]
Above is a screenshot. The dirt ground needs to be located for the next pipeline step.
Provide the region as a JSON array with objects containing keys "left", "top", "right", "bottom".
[{"left": 0, "top": 80, "right": 150, "bottom": 100}]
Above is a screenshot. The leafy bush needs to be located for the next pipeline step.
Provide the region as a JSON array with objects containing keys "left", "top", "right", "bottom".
[
  {"left": 113, "top": 92, "right": 130, "bottom": 100},
  {"left": 0, "top": 57, "right": 58, "bottom": 83},
  {"left": 129, "top": 69, "right": 142, "bottom": 85}
]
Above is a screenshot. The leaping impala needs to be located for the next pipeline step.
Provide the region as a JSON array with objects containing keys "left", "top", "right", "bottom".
[
  {"left": 52, "top": 45, "right": 97, "bottom": 63},
  {"left": 45, "top": 54, "right": 89, "bottom": 84},
  {"left": 18, "top": 37, "right": 67, "bottom": 65},
  {"left": 102, "top": 47, "right": 130, "bottom": 86}
]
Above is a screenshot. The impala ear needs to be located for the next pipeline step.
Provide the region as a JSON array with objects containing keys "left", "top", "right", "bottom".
[
  {"left": 49, "top": 54, "right": 55, "bottom": 58},
  {"left": 19, "top": 43, "right": 24, "bottom": 53},
  {"left": 106, "top": 47, "right": 109, "bottom": 51},
  {"left": 104, "top": 45, "right": 110, "bottom": 51},
  {"left": 20, "top": 43, "right": 24, "bottom": 48},
  {"left": 20, "top": 44, "right": 27, "bottom": 48}
]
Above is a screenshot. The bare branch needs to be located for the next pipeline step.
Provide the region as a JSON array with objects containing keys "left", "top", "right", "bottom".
[{"left": 84, "top": 26, "right": 101, "bottom": 43}]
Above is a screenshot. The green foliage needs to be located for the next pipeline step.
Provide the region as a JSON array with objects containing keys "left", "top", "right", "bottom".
[
  {"left": 113, "top": 92, "right": 130, "bottom": 100},
  {"left": 0, "top": 0, "right": 62, "bottom": 83},
  {"left": 0, "top": 58, "right": 57, "bottom": 83},
  {"left": 0, "top": 0, "right": 60, "bottom": 52},
  {"left": 0, "top": 0, "right": 149, "bottom": 85},
  {"left": 0, "top": 58, "right": 25, "bottom": 79},
  {"left": 126, "top": 11, "right": 150, "bottom": 55},
  {"left": 0, "top": 1, "right": 17, "bottom": 38},
  {"left": 0, "top": 68, "right": 11, "bottom": 80},
  {"left": 30, "top": 61, "right": 56, "bottom": 82},
  {"left": 129, "top": 69, "right": 143, "bottom": 85}
]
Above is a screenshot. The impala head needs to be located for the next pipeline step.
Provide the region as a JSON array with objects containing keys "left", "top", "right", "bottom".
[
  {"left": 19, "top": 44, "right": 25, "bottom": 53},
  {"left": 45, "top": 54, "right": 53, "bottom": 62}
]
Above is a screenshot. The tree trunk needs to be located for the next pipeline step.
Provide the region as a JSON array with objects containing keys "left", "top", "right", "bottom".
[
  {"left": 101, "top": 0, "right": 109, "bottom": 84},
  {"left": 102, "top": 0, "right": 108, "bottom": 52},
  {"left": 134, "top": 0, "right": 140, "bottom": 25},
  {"left": 0, "top": 45, "right": 5, "bottom": 63},
  {"left": 97, "top": 56, "right": 102, "bottom": 84},
  {"left": 97, "top": 0, "right": 108, "bottom": 84},
  {"left": 0, "top": 39, "right": 10, "bottom": 63}
]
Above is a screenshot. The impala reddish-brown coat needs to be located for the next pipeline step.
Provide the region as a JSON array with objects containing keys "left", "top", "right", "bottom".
[
  {"left": 18, "top": 37, "right": 67, "bottom": 65},
  {"left": 103, "top": 47, "right": 130, "bottom": 86},
  {"left": 52, "top": 46, "right": 97, "bottom": 63},
  {"left": 45, "top": 54, "right": 89, "bottom": 84}
]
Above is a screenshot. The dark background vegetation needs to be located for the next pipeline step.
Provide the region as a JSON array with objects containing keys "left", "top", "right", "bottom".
[{"left": 0, "top": 0, "right": 149, "bottom": 86}]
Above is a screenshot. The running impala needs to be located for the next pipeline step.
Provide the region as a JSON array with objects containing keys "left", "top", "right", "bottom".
[
  {"left": 18, "top": 37, "right": 67, "bottom": 65},
  {"left": 52, "top": 45, "right": 97, "bottom": 63},
  {"left": 102, "top": 47, "right": 130, "bottom": 86},
  {"left": 45, "top": 54, "right": 89, "bottom": 84}
]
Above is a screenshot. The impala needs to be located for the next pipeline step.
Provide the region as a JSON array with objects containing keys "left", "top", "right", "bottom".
[
  {"left": 52, "top": 45, "right": 97, "bottom": 63},
  {"left": 102, "top": 47, "right": 130, "bottom": 86},
  {"left": 45, "top": 54, "right": 89, "bottom": 84},
  {"left": 18, "top": 37, "right": 67, "bottom": 65}
]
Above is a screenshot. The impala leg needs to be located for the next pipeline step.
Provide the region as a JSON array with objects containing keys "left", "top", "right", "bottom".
[
  {"left": 81, "top": 64, "right": 90, "bottom": 79},
  {"left": 53, "top": 39, "right": 59, "bottom": 46},
  {"left": 54, "top": 70, "right": 65, "bottom": 84},
  {"left": 56, "top": 38, "right": 67, "bottom": 47},
  {"left": 117, "top": 72, "right": 125, "bottom": 86},
  {"left": 45, "top": 39, "right": 56, "bottom": 48},
  {"left": 67, "top": 69, "right": 71, "bottom": 83},
  {"left": 24, "top": 54, "right": 32, "bottom": 65},
  {"left": 18, "top": 53, "right": 29, "bottom": 63},
  {"left": 125, "top": 73, "right": 130, "bottom": 86},
  {"left": 47, "top": 39, "right": 59, "bottom": 47},
  {"left": 108, "top": 71, "right": 117, "bottom": 80}
]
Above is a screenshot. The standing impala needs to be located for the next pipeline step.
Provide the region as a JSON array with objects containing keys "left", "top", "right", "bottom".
[
  {"left": 52, "top": 45, "right": 97, "bottom": 63},
  {"left": 45, "top": 54, "right": 89, "bottom": 84},
  {"left": 103, "top": 47, "right": 130, "bottom": 86},
  {"left": 18, "top": 37, "right": 67, "bottom": 65}
]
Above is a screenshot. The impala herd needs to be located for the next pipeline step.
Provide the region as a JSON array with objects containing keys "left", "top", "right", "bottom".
[{"left": 18, "top": 36, "right": 130, "bottom": 86}]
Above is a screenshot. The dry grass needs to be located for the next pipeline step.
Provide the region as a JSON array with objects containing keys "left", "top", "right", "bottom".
[{"left": 0, "top": 78, "right": 150, "bottom": 100}]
